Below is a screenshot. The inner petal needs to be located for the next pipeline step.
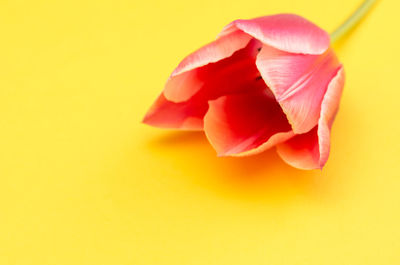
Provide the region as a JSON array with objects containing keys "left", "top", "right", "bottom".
[
  {"left": 203, "top": 88, "right": 292, "bottom": 156},
  {"left": 144, "top": 38, "right": 268, "bottom": 130},
  {"left": 165, "top": 38, "right": 264, "bottom": 103}
]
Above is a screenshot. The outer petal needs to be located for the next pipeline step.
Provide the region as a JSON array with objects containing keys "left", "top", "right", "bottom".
[
  {"left": 256, "top": 44, "right": 341, "bottom": 134},
  {"left": 164, "top": 30, "right": 253, "bottom": 102},
  {"left": 142, "top": 93, "right": 208, "bottom": 130},
  {"left": 219, "top": 14, "right": 330, "bottom": 55},
  {"left": 203, "top": 88, "right": 292, "bottom": 156},
  {"left": 276, "top": 67, "right": 345, "bottom": 170}
]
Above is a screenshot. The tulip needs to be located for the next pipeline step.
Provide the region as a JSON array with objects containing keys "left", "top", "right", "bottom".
[{"left": 143, "top": 1, "right": 376, "bottom": 170}]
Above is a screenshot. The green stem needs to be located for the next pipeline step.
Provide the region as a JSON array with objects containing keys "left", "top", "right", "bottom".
[{"left": 330, "top": 0, "right": 377, "bottom": 43}]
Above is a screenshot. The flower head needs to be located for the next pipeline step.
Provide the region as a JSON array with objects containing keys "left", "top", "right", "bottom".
[{"left": 143, "top": 14, "right": 344, "bottom": 170}]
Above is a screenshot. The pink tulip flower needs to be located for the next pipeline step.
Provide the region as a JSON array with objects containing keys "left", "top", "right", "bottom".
[{"left": 143, "top": 14, "right": 345, "bottom": 170}]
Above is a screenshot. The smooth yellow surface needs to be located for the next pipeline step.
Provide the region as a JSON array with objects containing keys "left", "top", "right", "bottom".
[{"left": 0, "top": 0, "right": 399, "bottom": 264}]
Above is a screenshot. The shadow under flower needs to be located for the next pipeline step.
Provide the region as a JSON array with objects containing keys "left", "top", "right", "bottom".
[{"left": 147, "top": 131, "right": 324, "bottom": 203}]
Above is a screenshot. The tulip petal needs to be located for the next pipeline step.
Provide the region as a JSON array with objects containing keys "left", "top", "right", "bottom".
[
  {"left": 317, "top": 67, "right": 345, "bottom": 166},
  {"left": 142, "top": 93, "right": 208, "bottom": 130},
  {"left": 233, "top": 131, "right": 294, "bottom": 157},
  {"left": 164, "top": 30, "right": 253, "bottom": 102},
  {"left": 144, "top": 38, "right": 266, "bottom": 131},
  {"left": 203, "top": 88, "right": 292, "bottom": 156},
  {"left": 276, "top": 67, "right": 345, "bottom": 169},
  {"left": 256, "top": 44, "right": 341, "bottom": 134},
  {"left": 219, "top": 14, "right": 330, "bottom": 55}
]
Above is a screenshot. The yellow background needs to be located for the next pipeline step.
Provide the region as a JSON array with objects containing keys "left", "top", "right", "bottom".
[{"left": 0, "top": 0, "right": 399, "bottom": 264}]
